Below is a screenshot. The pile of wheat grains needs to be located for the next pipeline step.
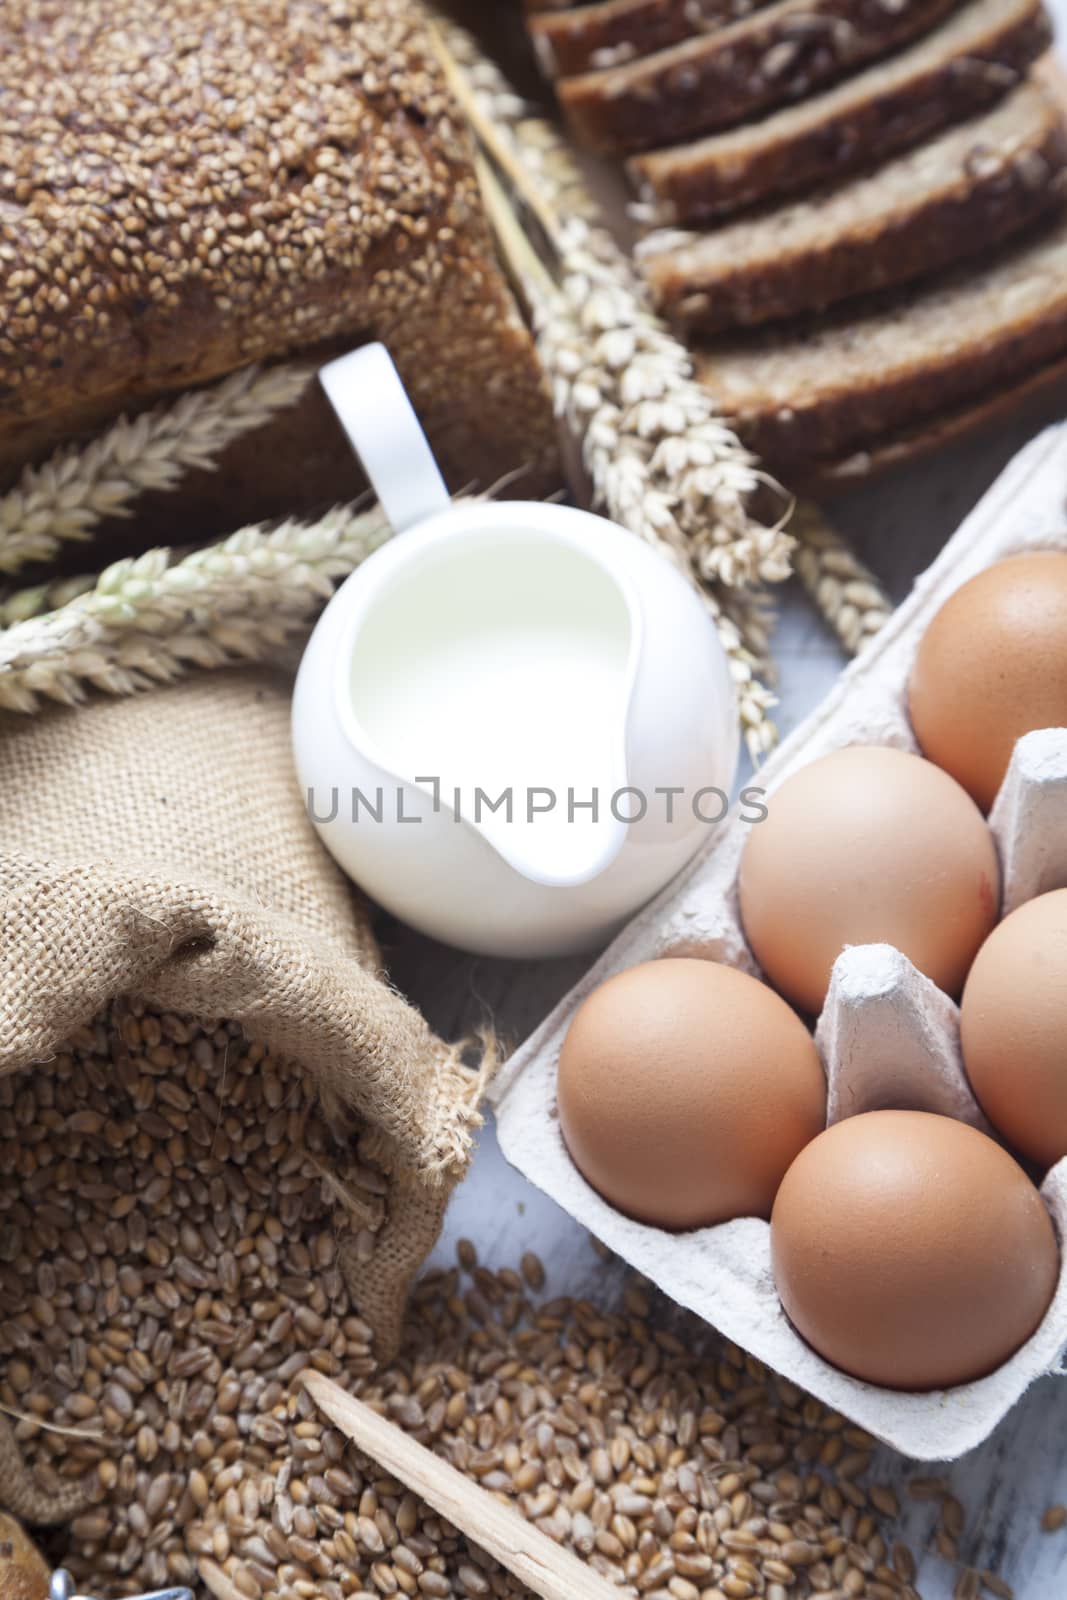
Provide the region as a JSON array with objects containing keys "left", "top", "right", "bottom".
[{"left": 0, "top": 999, "right": 932, "bottom": 1600}]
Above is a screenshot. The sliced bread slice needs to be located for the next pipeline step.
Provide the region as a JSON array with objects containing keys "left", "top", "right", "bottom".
[
  {"left": 805, "top": 344, "right": 1067, "bottom": 489},
  {"left": 694, "top": 211, "right": 1067, "bottom": 468},
  {"left": 557, "top": 0, "right": 964, "bottom": 153},
  {"left": 638, "top": 83, "right": 1067, "bottom": 333},
  {"left": 627, "top": 0, "right": 1051, "bottom": 221},
  {"left": 529, "top": 0, "right": 773, "bottom": 78}
]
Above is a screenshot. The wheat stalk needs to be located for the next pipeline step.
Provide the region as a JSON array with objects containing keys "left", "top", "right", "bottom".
[
  {"left": 0, "top": 504, "right": 390, "bottom": 714},
  {"left": 790, "top": 501, "right": 893, "bottom": 655},
  {"left": 439, "top": 22, "right": 793, "bottom": 587},
  {"left": 433, "top": 17, "right": 789, "bottom": 759},
  {"left": 0, "top": 364, "right": 313, "bottom": 576}
]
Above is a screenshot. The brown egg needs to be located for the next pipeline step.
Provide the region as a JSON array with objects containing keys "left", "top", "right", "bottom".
[
  {"left": 738, "top": 745, "right": 999, "bottom": 1015},
  {"left": 771, "top": 1111, "right": 1059, "bottom": 1390},
  {"left": 908, "top": 552, "right": 1067, "bottom": 812},
  {"left": 557, "top": 958, "right": 825, "bottom": 1229},
  {"left": 960, "top": 890, "right": 1067, "bottom": 1169}
]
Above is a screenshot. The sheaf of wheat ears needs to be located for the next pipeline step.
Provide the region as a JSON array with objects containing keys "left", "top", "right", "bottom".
[
  {"left": 434, "top": 18, "right": 794, "bottom": 587},
  {"left": 432, "top": 15, "right": 795, "bottom": 758},
  {"left": 438, "top": 18, "right": 895, "bottom": 698}
]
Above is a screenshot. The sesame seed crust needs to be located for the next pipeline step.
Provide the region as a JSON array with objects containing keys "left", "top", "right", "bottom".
[{"left": 0, "top": 0, "right": 557, "bottom": 495}]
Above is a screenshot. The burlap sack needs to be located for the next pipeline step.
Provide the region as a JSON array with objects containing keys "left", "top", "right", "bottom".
[{"left": 0, "top": 668, "right": 484, "bottom": 1371}]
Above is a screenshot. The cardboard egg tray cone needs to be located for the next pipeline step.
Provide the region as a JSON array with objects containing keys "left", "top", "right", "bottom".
[{"left": 489, "top": 421, "right": 1067, "bottom": 1461}]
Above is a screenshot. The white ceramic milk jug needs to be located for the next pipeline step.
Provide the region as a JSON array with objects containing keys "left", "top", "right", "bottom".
[{"left": 292, "top": 344, "right": 739, "bottom": 958}]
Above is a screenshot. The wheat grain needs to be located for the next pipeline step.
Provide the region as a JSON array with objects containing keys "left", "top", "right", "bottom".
[
  {"left": 942, "top": 1495, "right": 966, "bottom": 1541},
  {"left": 0, "top": 574, "right": 96, "bottom": 627},
  {"left": 979, "top": 1570, "right": 1015, "bottom": 1598}
]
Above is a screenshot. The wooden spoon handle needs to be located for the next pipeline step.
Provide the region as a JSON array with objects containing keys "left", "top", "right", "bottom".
[{"left": 302, "top": 1371, "right": 620, "bottom": 1600}]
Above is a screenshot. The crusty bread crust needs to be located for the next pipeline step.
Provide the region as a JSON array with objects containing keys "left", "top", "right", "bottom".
[
  {"left": 627, "top": 0, "right": 1051, "bottom": 221},
  {"left": 558, "top": 0, "right": 965, "bottom": 153},
  {"left": 0, "top": 0, "right": 557, "bottom": 500},
  {"left": 694, "top": 210, "right": 1067, "bottom": 467},
  {"left": 801, "top": 344, "right": 1067, "bottom": 489},
  {"left": 529, "top": 0, "right": 775, "bottom": 79},
  {"left": 639, "top": 84, "right": 1067, "bottom": 332}
]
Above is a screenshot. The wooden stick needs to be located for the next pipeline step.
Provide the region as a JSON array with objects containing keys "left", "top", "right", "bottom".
[
  {"left": 427, "top": 22, "right": 564, "bottom": 253},
  {"left": 302, "top": 1371, "right": 621, "bottom": 1600},
  {"left": 474, "top": 153, "right": 557, "bottom": 315}
]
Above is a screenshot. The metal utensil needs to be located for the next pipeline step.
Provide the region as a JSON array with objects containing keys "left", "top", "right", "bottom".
[{"left": 49, "top": 1570, "right": 194, "bottom": 1600}]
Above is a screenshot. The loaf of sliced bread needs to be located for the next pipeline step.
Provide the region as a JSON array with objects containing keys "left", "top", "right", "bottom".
[
  {"left": 529, "top": 0, "right": 771, "bottom": 78},
  {"left": 694, "top": 211, "right": 1067, "bottom": 467},
  {"left": 638, "top": 84, "right": 1067, "bottom": 332},
  {"left": 557, "top": 0, "right": 964, "bottom": 153},
  {"left": 627, "top": 0, "right": 1051, "bottom": 221}
]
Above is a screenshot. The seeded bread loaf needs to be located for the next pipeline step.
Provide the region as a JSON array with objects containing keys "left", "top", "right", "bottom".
[
  {"left": 0, "top": 0, "right": 558, "bottom": 522},
  {"left": 557, "top": 0, "right": 965, "bottom": 153},
  {"left": 627, "top": 0, "right": 1051, "bottom": 221},
  {"left": 639, "top": 84, "right": 1067, "bottom": 333},
  {"left": 529, "top": 0, "right": 774, "bottom": 78},
  {"left": 694, "top": 211, "right": 1067, "bottom": 468}
]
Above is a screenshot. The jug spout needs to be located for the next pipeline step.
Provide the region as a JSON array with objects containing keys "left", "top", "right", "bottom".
[
  {"left": 464, "top": 765, "right": 633, "bottom": 891},
  {"left": 337, "top": 512, "right": 644, "bottom": 901}
]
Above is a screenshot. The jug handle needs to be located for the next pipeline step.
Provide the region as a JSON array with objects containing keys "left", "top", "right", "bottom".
[{"left": 319, "top": 343, "right": 452, "bottom": 534}]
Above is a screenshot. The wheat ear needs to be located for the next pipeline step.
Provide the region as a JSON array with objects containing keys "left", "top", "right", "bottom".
[
  {"left": 790, "top": 501, "right": 893, "bottom": 655},
  {"left": 0, "top": 575, "right": 97, "bottom": 627},
  {"left": 0, "top": 504, "right": 390, "bottom": 714},
  {"left": 0, "top": 364, "right": 313, "bottom": 576}
]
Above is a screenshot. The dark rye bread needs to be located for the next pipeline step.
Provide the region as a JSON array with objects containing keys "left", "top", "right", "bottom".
[
  {"left": 638, "top": 83, "right": 1067, "bottom": 333},
  {"left": 529, "top": 0, "right": 774, "bottom": 78},
  {"left": 0, "top": 0, "right": 558, "bottom": 509},
  {"left": 557, "top": 0, "right": 965, "bottom": 153},
  {"left": 627, "top": 0, "right": 1051, "bottom": 221},
  {"left": 693, "top": 210, "right": 1067, "bottom": 469}
]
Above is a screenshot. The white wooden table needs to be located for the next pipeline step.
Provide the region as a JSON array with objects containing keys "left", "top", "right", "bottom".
[{"left": 384, "top": 12, "right": 1067, "bottom": 1589}]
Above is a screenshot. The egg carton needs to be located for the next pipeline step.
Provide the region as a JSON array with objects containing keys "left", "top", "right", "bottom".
[{"left": 489, "top": 422, "right": 1067, "bottom": 1461}]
